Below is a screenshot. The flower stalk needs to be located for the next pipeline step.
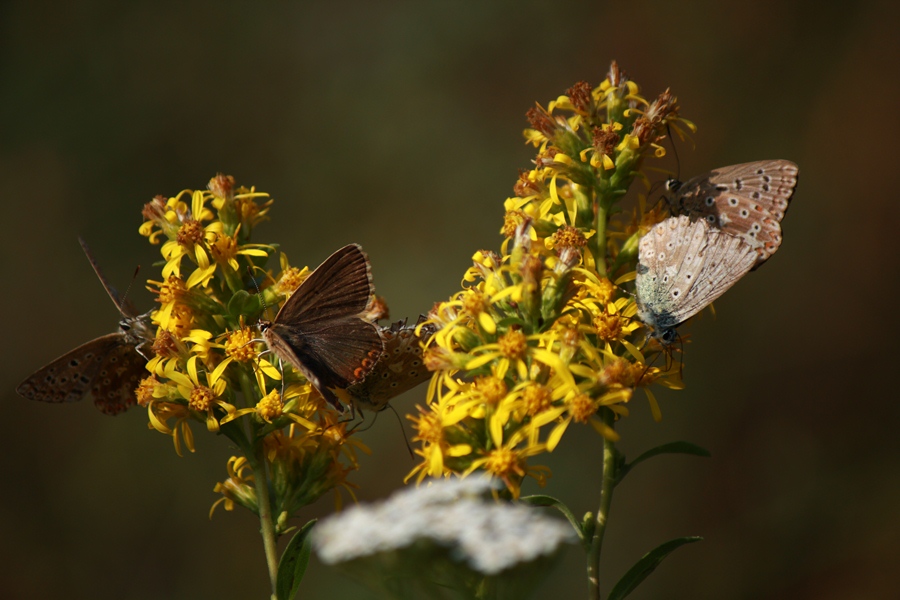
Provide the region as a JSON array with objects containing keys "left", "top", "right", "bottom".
[{"left": 586, "top": 408, "right": 618, "bottom": 600}]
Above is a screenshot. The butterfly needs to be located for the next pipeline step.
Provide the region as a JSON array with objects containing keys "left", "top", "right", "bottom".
[
  {"left": 260, "top": 244, "right": 384, "bottom": 410},
  {"left": 17, "top": 239, "right": 154, "bottom": 415},
  {"left": 343, "top": 315, "right": 436, "bottom": 412},
  {"left": 662, "top": 160, "right": 798, "bottom": 268},
  {"left": 635, "top": 215, "right": 759, "bottom": 344}
]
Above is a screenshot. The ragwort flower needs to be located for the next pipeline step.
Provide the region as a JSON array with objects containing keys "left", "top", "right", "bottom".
[{"left": 408, "top": 61, "right": 690, "bottom": 497}]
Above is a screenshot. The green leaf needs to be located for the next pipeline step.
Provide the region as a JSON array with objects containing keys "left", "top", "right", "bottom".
[
  {"left": 228, "top": 290, "right": 262, "bottom": 321},
  {"left": 227, "top": 289, "right": 254, "bottom": 319},
  {"left": 520, "top": 495, "right": 586, "bottom": 546},
  {"left": 275, "top": 519, "right": 317, "bottom": 600},
  {"left": 607, "top": 536, "right": 703, "bottom": 600},
  {"left": 618, "top": 441, "right": 710, "bottom": 483}
]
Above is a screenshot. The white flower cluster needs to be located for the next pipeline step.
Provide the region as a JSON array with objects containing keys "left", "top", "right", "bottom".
[{"left": 314, "top": 476, "right": 574, "bottom": 574}]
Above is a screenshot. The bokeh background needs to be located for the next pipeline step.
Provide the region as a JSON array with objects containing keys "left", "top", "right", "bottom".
[{"left": 3, "top": 1, "right": 898, "bottom": 598}]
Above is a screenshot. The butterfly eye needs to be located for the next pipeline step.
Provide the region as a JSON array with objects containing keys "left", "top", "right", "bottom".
[{"left": 664, "top": 177, "right": 681, "bottom": 192}]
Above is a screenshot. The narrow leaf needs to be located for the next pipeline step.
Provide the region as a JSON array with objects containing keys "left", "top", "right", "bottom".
[
  {"left": 275, "top": 519, "right": 317, "bottom": 600},
  {"left": 618, "top": 441, "right": 710, "bottom": 482},
  {"left": 520, "top": 495, "right": 586, "bottom": 545},
  {"left": 607, "top": 536, "right": 703, "bottom": 600}
]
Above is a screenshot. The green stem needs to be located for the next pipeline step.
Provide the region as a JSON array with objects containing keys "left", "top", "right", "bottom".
[
  {"left": 586, "top": 409, "right": 617, "bottom": 600},
  {"left": 236, "top": 369, "right": 279, "bottom": 595},
  {"left": 249, "top": 445, "right": 280, "bottom": 595},
  {"left": 593, "top": 200, "right": 608, "bottom": 278}
]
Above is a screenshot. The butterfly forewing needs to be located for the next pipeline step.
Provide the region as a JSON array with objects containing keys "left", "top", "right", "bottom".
[
  {"left": 262, "top": 244, "right": 384, "bottom": 409},
  {"left": 273, "top": 244, "right": 374, "bottom": 328},
  {"left": 636, "top": 216, "right": 757, "bottom": 340},
  {"left": 17, "top": 332, "right": 146, "bottom": 415},
  {"left": 664, "top": 160, "right": 798, "bottom": 267}
]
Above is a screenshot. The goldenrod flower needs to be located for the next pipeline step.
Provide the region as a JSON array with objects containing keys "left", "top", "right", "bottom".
[
  {"left": 408, "top": 61, "right": 694, "bottom": 497},
  {"left": 166, "top": 355, "right": 234, "bottom": 432},
  {"left": 135, "top": 175, "right": 369, "bottom": 545}
]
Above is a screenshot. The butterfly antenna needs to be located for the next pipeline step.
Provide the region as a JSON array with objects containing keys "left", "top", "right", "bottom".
[
  {"left": 120, "top": 265, "right": 142, "bottom": 305},
  {"left": 666, "top": 122, "right": 681, "bottom": 180},
  {"left": 247, "top": 265, "right": 274, "bottom": 321}
]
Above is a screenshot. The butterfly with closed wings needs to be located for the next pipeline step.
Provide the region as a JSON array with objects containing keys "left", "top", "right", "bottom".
[
  {"left": 17, "top": 239, "right": 154, "bottom": 415},
  {"left": 259, "top": 244, "right": 384, "bottom": 411}
]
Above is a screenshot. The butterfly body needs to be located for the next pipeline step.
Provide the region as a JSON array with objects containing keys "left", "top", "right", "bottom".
[
  {"left": 17, "top": 239, "right": 153, "bottom": 415},
  {"left": 345, "top": 316, "right": 436, "bottom": 412},
  {"left": 663, "top": 160, "right": 798, "bottom": 268},
  {"left": 636, "top": 215, "right": 758, "bottom": 343},
  {"left": 260, "top": 244, "right": 384, "bottom": 409}
]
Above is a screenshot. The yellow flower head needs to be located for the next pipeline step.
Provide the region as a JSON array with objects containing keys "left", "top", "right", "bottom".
[{"left": 408, "top": 61, "right": 694, "bottom": 497}]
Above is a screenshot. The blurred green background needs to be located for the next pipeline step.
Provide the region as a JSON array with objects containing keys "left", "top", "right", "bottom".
[{"left": 3, "top": 1, "right": 898, "bottom": 598}]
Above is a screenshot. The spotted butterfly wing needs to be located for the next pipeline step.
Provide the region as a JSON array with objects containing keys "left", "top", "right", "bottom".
[
  {"left": 345, "top": 315, "right": 436, "bottom": 412},
  {"left": 663, "top": 160, "right": 798, "bottom": 268},
  {"left": 261, "top": 244, "right": 384, "bottom": 409},
  {"left": 17, "top": 239, "right": 152, "bottom": 415},
  {"left": 17, "top": 334, "right": 148, "bottom": 415},
  {"left": 636, "top": 215, "right": 758, "bottom": 343}
]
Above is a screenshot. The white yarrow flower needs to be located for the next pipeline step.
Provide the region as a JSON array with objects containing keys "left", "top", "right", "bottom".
[{"left": 314, "top": 476, "right": 574, "bottom": 574}]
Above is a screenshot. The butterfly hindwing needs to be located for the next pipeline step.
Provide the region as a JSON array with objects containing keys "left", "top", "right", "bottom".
[
  {"left": 347, "top": 316, "right": 436, "bottom": 412},
  {"left": 667, "top": 225, "right": 758, "bottom": 324},
  {"left": 88, "top": 340, "right": 148, "bottom": 415},
  {"left": 636, "top": 216, "right": 757, "bottom": 340}
]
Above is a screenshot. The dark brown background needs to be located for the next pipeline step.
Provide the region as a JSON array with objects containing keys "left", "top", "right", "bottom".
[{"left": 3, "top": 1, "right": 898, "bottom": 598}]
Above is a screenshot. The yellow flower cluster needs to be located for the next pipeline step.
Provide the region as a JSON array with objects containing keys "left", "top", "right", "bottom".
[
  {"left": 135, "top": 174, "right": 364, "bottom": 514},
  {"left": 408, "top": 62, "right": 691, "bottom": 498}
]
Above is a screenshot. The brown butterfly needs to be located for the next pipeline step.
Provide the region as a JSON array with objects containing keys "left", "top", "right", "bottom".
[
  {"left": 662, "top": 160, "right": 798, "bottom": 268},
  {"left": 344, "top": 315, "right": 436, "bottom": 412},
  {"left": 260, "top": 244, "right": 384, "bottom": 410},
  {"left": 17, "top": 239, "right": 153, "bottom": 415}
]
